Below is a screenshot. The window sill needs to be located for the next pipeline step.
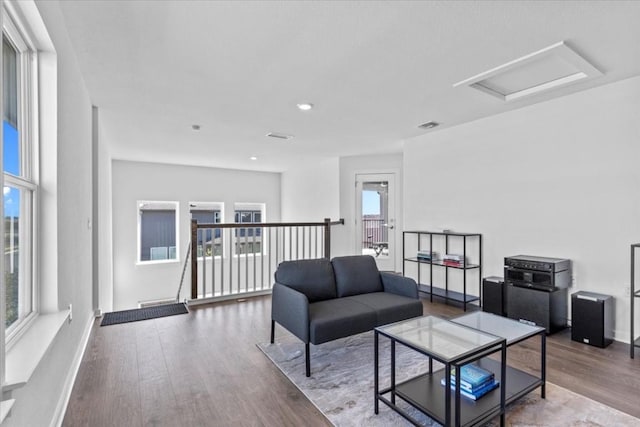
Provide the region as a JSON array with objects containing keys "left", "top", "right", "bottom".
[
  {"left": 1, "top": 399, "right": 15, "bottom": 424},
  {"left": 135, "top": 259, "right": 180, "bottom": 266},
  {"left": 4, "top": 310, "right": 70, "bottom": 391},
  {"left": 0, "top": 399, "right": 15, "bottom": 424}
]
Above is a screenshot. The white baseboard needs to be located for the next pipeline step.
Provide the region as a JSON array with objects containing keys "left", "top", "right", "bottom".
[
  {"left": 50, "top": 314, "right": 95, "bottom": 427},
  {"left": 138, "top": 297, "right": 177, "bottom": 308},
  {"left": 187, "top": 289, "right": 272, "bottom": 306}
]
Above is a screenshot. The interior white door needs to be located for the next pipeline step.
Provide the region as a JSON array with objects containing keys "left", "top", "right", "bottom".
[{"left": 355, "top": 173, "right": 396, "bottom": 272}]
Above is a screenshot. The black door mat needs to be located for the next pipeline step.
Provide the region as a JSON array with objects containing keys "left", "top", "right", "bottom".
[{"left": 100, "top": 303, "right": 188, "bottom": 326}]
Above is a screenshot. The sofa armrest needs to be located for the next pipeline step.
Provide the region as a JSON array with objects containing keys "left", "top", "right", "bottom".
[
  {"left": 380, "top": 272, "right": 419, "bottom": 299},
  {"left": 272, "top": 283, "right": 310, "bottom": 343}
]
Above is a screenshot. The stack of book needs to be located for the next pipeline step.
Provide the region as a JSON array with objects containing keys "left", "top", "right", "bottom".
[
  {"left": 440, "top": 363, "right": 499, "bottom": 401},
  {"left": 417, "top": 250, "right": 437, "bottom": 261},
  {"left": 442, "top": 253, "right": 465, "bottom": 267}
]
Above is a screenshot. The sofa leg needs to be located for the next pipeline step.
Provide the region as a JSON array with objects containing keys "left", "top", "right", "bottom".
[
  {"left": 305, "top": 343, "right": 310, "bottom": 377},
  {"left": 270, "top": 320, "right": 275, "bottom": 344}
]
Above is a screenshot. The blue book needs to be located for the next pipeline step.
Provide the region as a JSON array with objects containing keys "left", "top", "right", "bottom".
[
  {"left": 446, "top": 376, "right": 494, "bottom": 393},
  {"left": 441, "top": 378, "right": 500, "bottom": 401},
  {"left": 450, "top": 364, "right": 494, "bottom": 389}
]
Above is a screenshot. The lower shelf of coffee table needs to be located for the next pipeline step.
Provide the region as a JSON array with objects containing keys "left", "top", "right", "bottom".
[{"left": 394, "top": 358, "right": 541, "bottom": 426}]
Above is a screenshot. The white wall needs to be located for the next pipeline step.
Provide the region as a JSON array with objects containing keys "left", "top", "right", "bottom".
[
  {"left": 97, "top": 112, "right": 114, "bottom": 313},
  {"left": 279, "top": 154, "right": 406, "bottom": 266},
  {"left": 404, "top": 76, "right": 640, "bottom": 341},
  {"left": 281, "top": 157, "right": 340, "bottom": 222},
  {"left": 111, "top": 160, "right": 281, "bottom": 310},
  {"left": 6, "top": 1, "right": 95, "bottom": 425},
  {"left": 337, "top": 154, "right": 404, "bottom": 270},
  {"left": 280, "top": 157, "right": 342, "bottom": 258}
]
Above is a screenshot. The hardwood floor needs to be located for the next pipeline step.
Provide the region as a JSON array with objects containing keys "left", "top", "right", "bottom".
[{"left": 63, "top": 296, "right": 640, "bottom": 426}]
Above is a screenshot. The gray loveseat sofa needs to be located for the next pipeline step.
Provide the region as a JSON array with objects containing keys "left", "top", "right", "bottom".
[{"left": 270, "top": 255, "right": 423, "bottom": 376}]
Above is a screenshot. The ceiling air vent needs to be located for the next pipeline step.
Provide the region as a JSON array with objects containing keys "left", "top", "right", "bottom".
[
  {"left": 418, "top": 121, "right": 439, "bottom": 130},
  {"left": 266, "top": 132, "right": 294, "bottom": 140}
]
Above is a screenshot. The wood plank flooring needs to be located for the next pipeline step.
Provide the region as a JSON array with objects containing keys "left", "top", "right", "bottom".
[{"left": 63, "top": 296, "right": 640, "bottom": 426}]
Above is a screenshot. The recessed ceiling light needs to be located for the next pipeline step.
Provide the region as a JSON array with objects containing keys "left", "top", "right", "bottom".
[
  {"left": 266, "top": 132, "right": 294, "bottom": 140},
  {"left": 250, "top": 156, "right": 258, "bottom": 161},
  {"left": 191, "top": 124, "right": 201, "bottom": 131},
  {"left": 296, "top": 103, "right": 314, "bottom": 111},
  {"left": 418, "top": 121, "right": 439, "bottom": 130}
]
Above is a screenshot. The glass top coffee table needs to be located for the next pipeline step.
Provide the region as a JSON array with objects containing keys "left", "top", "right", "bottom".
[
  {"left": 451, "top": 311, "right": 546, "bottom": 400},
  {"left": 375, "top": 313, "right": 546, "bottom": 426},
  {"left": 374, "top": 316, "right": 508, "bottom": 427}
]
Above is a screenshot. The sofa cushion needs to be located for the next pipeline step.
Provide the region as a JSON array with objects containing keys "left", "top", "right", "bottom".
[
  {"left": 308, "top": 299, "right": 376, "bottom": 344},
  {"left": 346, "top": 292, "right": 423, "bottom": 326},
  {"left": 331, "top": 255, "right": 383, "bottom": 297},
  {"left": 274, "top": 259, "right": 336, "bottom": 302}
]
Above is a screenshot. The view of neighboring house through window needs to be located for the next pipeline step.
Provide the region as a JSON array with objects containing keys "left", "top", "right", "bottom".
[
  {"left": 234, "top": 205, "right": 264, "bottom": 255},
  {"left": 361, "top": 184, "right": 387, "bottom": 251},
  {"left": 138, "top": 201, "right": 178, "bottom": 262},
  {"left": 3, "top": 24, "right": 36, "bottom": 335},
  {"left": 190, "top": 202, "right": 223, "bottom": 257}
]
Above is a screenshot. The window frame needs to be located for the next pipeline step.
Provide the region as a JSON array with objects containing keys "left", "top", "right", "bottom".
[
  {"left": 136, "top": 201, "right": 180, "bottom": 265},
  {"left": 233, "top": 203, "right": 265, "bottom": 257},
  {"left": 189, "top": 201, "right": 224, "bottom": 259},
  {"left": 3, "top": 4, "right": 39, "bottom": 344}
]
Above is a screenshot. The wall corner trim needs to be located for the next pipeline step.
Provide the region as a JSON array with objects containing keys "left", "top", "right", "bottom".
[{"left": 50, "top": 314, "right": 95, "bottom": 427}]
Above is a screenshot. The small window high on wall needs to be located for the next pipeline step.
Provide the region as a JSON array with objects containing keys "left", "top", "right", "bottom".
[{"left": 138, "top": 201, "right": 179, "bottom": 263}]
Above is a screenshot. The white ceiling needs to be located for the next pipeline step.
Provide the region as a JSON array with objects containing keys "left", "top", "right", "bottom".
[{"left": 57, "top": 0, "right": 640, "bottom": 173}]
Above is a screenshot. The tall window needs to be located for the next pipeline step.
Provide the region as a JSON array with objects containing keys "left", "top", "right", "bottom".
[
  {"left": 190, "top": 202, "right": 223, "bottom": 257},
  {"left": 138, "top": 202, "right": 178, "bottom": 262},
  {"left": 234, "top": 205, "right": 264, "bottom": 255},
  {"left": 3, "top": 17, "right": 36, "bottom": 335}
]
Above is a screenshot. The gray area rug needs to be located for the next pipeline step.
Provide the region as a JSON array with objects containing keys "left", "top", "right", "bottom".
[{"left": 258, "top": 330, "right": 639, "bottom": 426}]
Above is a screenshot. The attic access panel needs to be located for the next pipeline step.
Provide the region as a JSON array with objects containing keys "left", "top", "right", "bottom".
[{"left": 454, "top": 41, "right": 602, "bottom": 101}]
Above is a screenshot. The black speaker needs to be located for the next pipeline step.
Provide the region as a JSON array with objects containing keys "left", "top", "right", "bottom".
[
  {"left": 571, "top": 291, "right": 613, "bottom": 348},
  {"left": 506, "top": 285, "right": 568, "bottom": 334},
  {"left": 482, "top": 276, "right": 505, "bottom": 316}
]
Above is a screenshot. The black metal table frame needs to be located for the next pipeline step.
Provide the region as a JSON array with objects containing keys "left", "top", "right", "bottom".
[
  {"left": 374, "top": 324, "right": 507, "bottom": 427},
  {"left": 450, "top": 313, "right": 547, "bottom": 403}
]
